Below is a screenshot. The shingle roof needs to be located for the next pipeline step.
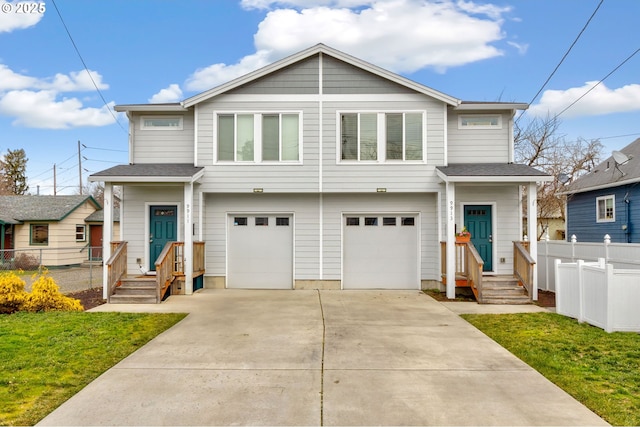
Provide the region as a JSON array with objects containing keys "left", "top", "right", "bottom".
[
  {"left": 437, "top": 163, "right": 550, "bottom": 182},
  {"left": 89, "top": 163, "right": 204, "bottom": 183},
  {"left": 0, "top": 195, "right": 100, "bottom": 223},
  {"left": 85, "top": 208, "right": 120, "bottom": 222},
  {"left": 560, "top": 138, "right": 640, "bottom": 195}
]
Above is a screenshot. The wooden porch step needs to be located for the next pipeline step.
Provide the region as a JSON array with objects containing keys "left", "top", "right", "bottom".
[
  {"left": 480, "top": 276, "right": 531, "bottom": 305},
  {"left": 111, "top": 276, "right": 158, "bottom": 303}
]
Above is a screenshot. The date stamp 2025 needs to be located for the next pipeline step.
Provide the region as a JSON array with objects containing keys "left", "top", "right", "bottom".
[{"left": 1, "top": 1, "right": 46, "bottom": 14}]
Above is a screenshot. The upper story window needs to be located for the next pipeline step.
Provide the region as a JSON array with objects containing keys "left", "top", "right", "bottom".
[
  {"left": 216, "top": 112, "right": 301, "bottom": 163},
  {"left": 140, "top": 116, "right": 183, "bottom": 130},
  {"left": 596, "top": 195, "right": 615, "bottom": 222},
  {"left": 458, "top": 114, "right": 502, "bottom": 130},
  {"left": 339, "top": 111, "right": 425, "bottom": 163}
]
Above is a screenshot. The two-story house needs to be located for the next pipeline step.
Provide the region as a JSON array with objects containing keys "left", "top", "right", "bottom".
[{"left": 90, "top": 44, "right": 550, "bottom": 303}]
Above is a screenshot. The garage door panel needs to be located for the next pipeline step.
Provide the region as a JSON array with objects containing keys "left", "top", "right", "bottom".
[
  {"left": 343, "top": 215, "right": 419, "bottom": 289},
  {"left": 227, "top": 215, "right": 293, "bottom": 289}
]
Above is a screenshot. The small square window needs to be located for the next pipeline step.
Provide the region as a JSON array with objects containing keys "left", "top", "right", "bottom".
[
  {"left": 383, "top": 217, "right": 397, "bottom": 226},
  {"left": 364, "top": 217, "right": 378, "bottom": 226},
  {"left": 276, "top": 217, "right": 290, "bottom": 226},
  {"left": 401, "top": 217, "right": 415, "bottom": 226},
  {"left": 255, "top": 217, "right": 269, "bottom": 226},
  {"left": 30, "top": 224, "right": 49, "bottom": 245},
  {"left": 234, "top": 217, "right": 248, "bottom": 226},
  {"left": 346, "top": 217, "right": 360, "bottom": 226}
]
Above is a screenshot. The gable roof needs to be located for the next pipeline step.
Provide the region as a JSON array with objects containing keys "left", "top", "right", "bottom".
[
  {"left": 437, "top": 163, "right": 552, "bottom": 183},
  {"left": 0, "top": 195, "right": 101, "bottom": 224},
  {"left": 181, "top": 43, "right": 461, "bottom": 108},
  {"left": 559, "top": 138, "right": 640, "bottom": 195}
]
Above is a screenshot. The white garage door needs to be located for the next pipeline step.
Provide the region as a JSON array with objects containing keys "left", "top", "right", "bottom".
[
  {"left": 227, "top": 214, "right": 293, "bottom": 289},
  {"left": 343, "top": 214, "right": 419, "bottom": 289}
]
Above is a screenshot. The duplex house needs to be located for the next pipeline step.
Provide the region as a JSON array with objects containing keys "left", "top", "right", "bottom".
[
  {"left": 90, "top": 44, "right": 550, "bottom": 301},
  {"left": 561, "top": 138, "right": 640, "bottom": 243}
]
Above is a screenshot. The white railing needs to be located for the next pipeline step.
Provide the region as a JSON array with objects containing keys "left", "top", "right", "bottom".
[
  {"left": 538, "top": 234, "right": 640, "bottom": 291},
  {"left": 554, "top": 258, "right": 640, "bottom": 333}
]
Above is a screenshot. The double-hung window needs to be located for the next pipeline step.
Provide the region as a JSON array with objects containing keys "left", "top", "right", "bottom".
[
  {"left": 596, "top": 195, "right": 615, "bottom": 222},
  {"left": 216, "top": 112, "right": 301, "bottom": 163},
  {"left": 339, "top": 111, "right": 424, "bottom": 162}
]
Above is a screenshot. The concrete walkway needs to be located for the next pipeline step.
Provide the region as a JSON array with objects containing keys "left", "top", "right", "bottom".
[{"left": 38, "top": 290, "right": 607, "bottom": 426}]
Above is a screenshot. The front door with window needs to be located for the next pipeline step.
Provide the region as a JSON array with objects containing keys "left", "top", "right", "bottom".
[
  {"left": 464, "top": 205, "right": 493, "bottom": 271},
  {"left": 149, "top": 205, "right": 177, "bottom": 271}
]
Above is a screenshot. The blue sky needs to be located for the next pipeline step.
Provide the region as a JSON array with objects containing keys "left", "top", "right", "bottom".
[{"left": 0, "top": 0, "right": 638, "bottom": 195}]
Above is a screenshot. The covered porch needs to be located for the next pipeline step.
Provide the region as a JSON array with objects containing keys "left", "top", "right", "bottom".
[
  {"left": 436, "top": 163, "right": 552, "bottom": 302},
  {"left": 89, "top": 163, "right": 205, "bottom": 302}
]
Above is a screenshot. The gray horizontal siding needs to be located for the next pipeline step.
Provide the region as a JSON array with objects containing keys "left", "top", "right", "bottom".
[
  {"left": 446, "top": 111, "right": 511, "bottom": 163},
  {"left": 229, "top": 56, "right": 319, "bottom": 95},
  {"left": 132, "top": 113, "right": 195, "bottom": 164},
  {"left": 322, "top": 55, "right": 414, "bottom": 94}
]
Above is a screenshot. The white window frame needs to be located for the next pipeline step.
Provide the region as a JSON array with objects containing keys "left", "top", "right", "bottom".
[
  {"left": 75, "top": 224, "right": 87, "bottom": 242},
  {"left": 458, "top": 114, "right": 502, "bottom": 130},
  {"left": 140, "top": 116, "right": 183, "bottom": 130},
  {"left": 213, "top": 111, "right": 303, "bottom": 164},
  {"left": 337, "top": 111, "right": 426, "bottom": 164},
  {"left": 596, "top": 195, "right": 615, "bottom": 223}
]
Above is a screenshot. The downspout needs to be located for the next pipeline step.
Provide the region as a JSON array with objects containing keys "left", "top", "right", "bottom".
[{"left": 624, "top": 192, "right": 631, "bottom": 243}]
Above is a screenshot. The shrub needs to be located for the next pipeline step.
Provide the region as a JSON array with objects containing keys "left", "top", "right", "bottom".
[
  {"left": 22, "top": 273, "right": 83, "bottom": 312},
  {"left": 0, "top": 272, "right": 27, "bottom": 314},
  {"left": 13, "top": 253, "right": 40, "bottom": 271}
]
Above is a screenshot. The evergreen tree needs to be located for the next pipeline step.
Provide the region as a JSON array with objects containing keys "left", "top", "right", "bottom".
[{"left": 0, "top": 148, "right": 29, "bottom": 195}]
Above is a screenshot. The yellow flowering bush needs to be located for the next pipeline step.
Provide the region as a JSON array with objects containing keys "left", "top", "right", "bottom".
[
  {"left": 0, "top": 272, "right": 27, "bottom": 314},
  {"left": 22, "top": 273, "right": 83, "bottom": 312}
]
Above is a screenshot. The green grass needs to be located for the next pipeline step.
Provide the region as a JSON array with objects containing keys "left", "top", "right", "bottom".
[
  {"left": 462, "top": 312, "right": 640, "bottom": 426},
  {"left": 0, "top": 311, "right": 186, "bottom": 426}
]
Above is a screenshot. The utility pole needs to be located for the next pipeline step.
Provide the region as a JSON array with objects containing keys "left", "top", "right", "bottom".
[
  {"left": 53, "top": 163, "right": 57, "bottom": 196},
  {"left": 78, "top": 140, "right": 83, "bottom": 195}
]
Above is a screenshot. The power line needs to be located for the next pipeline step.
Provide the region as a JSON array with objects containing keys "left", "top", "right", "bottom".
[
  {"left": 50, "top": 0, "right": 126, "bottom": 133},
  {"left": 516, "top": 0, "right": 604, "bottom": 124}
]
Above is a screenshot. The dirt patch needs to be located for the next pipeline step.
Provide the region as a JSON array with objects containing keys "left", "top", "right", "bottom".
[
  {"left": 66, "top": 288, "right": 106, "bottom": 311},
  {"left": 423, "top": 289, "right": 477, "bottom": 302}
]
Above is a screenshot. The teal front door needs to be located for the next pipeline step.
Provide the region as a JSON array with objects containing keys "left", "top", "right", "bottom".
[
  {"left": 149, "top": 205, "right": 177, "bottom": 271},
  {"left": 464, "top": 205, "right": 493, "bottom": 271}
]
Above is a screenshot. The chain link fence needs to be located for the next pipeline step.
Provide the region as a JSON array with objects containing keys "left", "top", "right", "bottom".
[{"left": 1, "top": 247, "right": 103, "bottom": 293}]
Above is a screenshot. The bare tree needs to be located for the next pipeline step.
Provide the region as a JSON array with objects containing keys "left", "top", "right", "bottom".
[
  {"left": 77, "top": 181, "right": 121, "bottom": 208},
  {"left": 515, "top": 116, "right": 603, "bottom": 240}
]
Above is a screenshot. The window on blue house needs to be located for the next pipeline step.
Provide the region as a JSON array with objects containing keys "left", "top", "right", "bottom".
[{"left": 596, "top": 195, "right": 615, "bottom": 222}]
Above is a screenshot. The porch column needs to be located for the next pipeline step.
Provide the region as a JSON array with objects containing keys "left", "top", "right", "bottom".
[
  {"left": 446, "top": 182, "right": 456, "bottom": 299},
  {"left": 102, "top": 182, "right": 114, "bottom": 300},
  {"left": 183, "top": 182, "right": 194, "bottom": 295},
  {"left": 527, "top": 182, "right": 538, "bottom": 300}
]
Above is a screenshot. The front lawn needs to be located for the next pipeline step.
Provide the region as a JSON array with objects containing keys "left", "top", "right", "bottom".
[
  {"left": 0, "top": 311, "right": 186, "bottom": 426},
  {"left": 462, "top": 312, "right": 640, "bottom": 426}
]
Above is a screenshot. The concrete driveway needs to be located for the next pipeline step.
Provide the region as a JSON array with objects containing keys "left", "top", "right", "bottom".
[{"left": 38, "top": 290, "right": 607, "bottom": 426}]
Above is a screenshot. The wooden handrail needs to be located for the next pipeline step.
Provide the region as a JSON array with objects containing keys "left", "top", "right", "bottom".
[
  {"left": 155, "top": 242, "right": 175, "bottom": 302},
  {"left": 440, "top": 241, "right": 484, "bottom": 301},
  {"left": 514, "top": 241, "right": 535, "bottom": 301},
  {"left": 105, "top": 241, "right": 127, "bottom": 303}
]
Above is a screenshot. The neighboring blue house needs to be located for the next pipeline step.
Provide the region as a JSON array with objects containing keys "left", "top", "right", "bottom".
[{"left": 561, "top": 138, "right": 640, "bottom": 243}]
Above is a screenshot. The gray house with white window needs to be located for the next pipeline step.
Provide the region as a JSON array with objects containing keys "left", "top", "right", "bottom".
[{"left": 90, "top": 44, "right": 550, "bottom": 303}]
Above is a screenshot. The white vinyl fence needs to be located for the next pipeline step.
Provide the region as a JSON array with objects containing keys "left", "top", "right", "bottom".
[
  {"left": 538, "top": 234, "right": 640, "bottom": 292},
  {"left": 554, "top": 258, "right": 640, "bottom": 333}
]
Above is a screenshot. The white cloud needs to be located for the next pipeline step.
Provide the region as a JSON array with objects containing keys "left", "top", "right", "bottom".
[
  {"left": 185, "top": 50, "right": 272, "bottom": 92},
  {"left": 0, "top": 1, "right": 45, "bottom": 32},
  {"left": 0, "top": 90, "right": 115, "bottom": 129},
  {"left": 149, "top": 83, "right": 183, "bottom": 103},
  {"left": 183, "top": 0, "right": 509, "bottom": 91},
  {"left": 0, "top": 65, "right": 115, "bottom": 129},
  {"left": 528, "top": 82, "right": 640, "bottom": 119}
]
